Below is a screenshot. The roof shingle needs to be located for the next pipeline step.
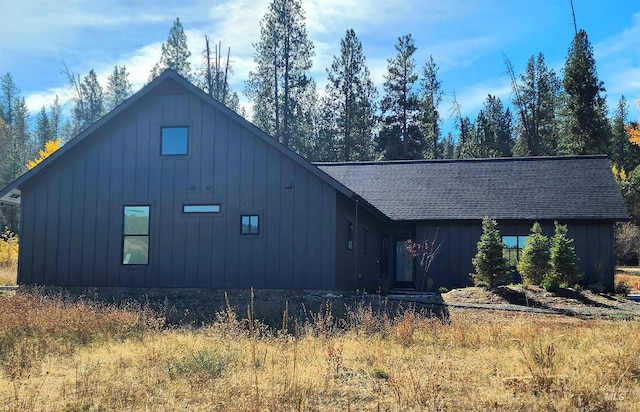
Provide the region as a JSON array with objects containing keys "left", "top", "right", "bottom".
[{"left": 317, "top": 156, "right": 629, "bottom": 221}]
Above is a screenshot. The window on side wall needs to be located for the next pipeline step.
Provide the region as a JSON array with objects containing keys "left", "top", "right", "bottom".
[
  {"left": 346, "top": 220, "right": 353, "bottom": 250},
  {"left": 502, "top": 235, "right": 529, "bottom": 267},
  {"left": 241, "top": 215, "right": 260, "bottom": 235},
  {"left": 161, "top": 126, "right": 188, "bottom": 155},
  {"left": 123, "top": 206, "right": 150, "bottom": 265}
]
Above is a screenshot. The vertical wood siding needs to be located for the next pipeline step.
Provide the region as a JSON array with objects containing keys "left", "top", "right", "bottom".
[{"left": 19, "top": 83, "right": 337, "bottom": 289}]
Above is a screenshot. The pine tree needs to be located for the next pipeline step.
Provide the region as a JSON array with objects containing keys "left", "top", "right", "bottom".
[
  {"left": 48, "top": 95, "right": 62, "bottom": 142},
  {"left": 105, "top": 65, "right": 133, "bottom": 111},
  {"left": 472, "top": 217, "right": 510, "bottom": 287},
  {"left": 550, "top": 221, "right": 581, "bottom": 286},
  {"left": 199, "top": 36, "right": 239, "bottom": 111},
  {"left": 323, "top": 29, "right": 377, "bottom": 161},
  {"left": 418, "top": 55, "right": 443, "bottom": 159},
  {"left": 511, "top": 53, "right": 561, "bottom": 156},
  {"left": 35, "top": 106, "right": 50, "bottom": 150},
  {"left": 559, "top": 30, "right": 611, "bottom": 155},
  {"left": 517, "top": 222, "right": 551, "bottom": 285},
  {"left": 73, "top": 70, "right": 104, "bottom": 132},
  {"left": 245, "top": 0, "right": 315, "bottom": 152},
  {"left": 377, "top": 34, "right": 422, "bottom": 160},
  {"left": 475, "top": 95, "right": 513, "bottom": 157},
  {"left": 149, "top": 18, "right": 193, "bottom": 81}
]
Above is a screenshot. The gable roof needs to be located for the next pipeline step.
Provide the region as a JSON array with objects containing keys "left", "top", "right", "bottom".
[
  {"left": 317, "top": 156, "right": 629, "bottom": 221},
  {"left": 0, "top": 69, "right": 359, "bottom": 207}
]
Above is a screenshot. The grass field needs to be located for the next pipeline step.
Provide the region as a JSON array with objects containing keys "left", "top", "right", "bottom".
[
  {"left": 616, "top": 267, "right": 640, "bottom": 293},
  {"left": 1, "top": 289, "right": 639, "bottom": 411}
]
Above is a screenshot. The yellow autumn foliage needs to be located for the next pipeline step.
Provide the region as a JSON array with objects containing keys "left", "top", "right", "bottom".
[
  {"left": 0, "top": 229, "right": 18, "bottom": 267},
  {"left": 626, "top": 100, "right": 640, "bottom": 148},
  {"left": 27, "top": 138, "right": 62, "bottom": 170},
  {"left": 611, "top": 164, "right": 627, "bottom": 181}
]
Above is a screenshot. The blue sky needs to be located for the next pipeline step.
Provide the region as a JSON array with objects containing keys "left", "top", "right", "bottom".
[{"left": 2, "top": 0, "right": 640, "bottom": 127}]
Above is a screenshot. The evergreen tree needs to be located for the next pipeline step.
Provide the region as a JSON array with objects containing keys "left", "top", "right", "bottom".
[
  {"left": 149, "top": 17, "right": 193, "bottom": 81},
  {"left": 105, "top": 65, "right": 133, "bottom": 111},
  {"left": 245, "top": 0, "right": 315, "bottom": 152},
  {"left": 73, "top": 69, "right": 104, "bottom": 132},
  {"left": 377, "top": 34, "right": 422, "bottom": 160},
  {"left": 472, "top": 217, "right": 510, "bottom": 287},
  {"left": 418, "top": 55, "right": 443, "bottom": 159},
  {"left": 48, "top": 95, "right": 62, "bottom": 142},
  {"left": 199, "top": 36, "right": 239, "bottom": 111},
  {"left": 323, "top": 29, "right": 377, "bottom": 161},
  {"left": 559, "top": 30, "right": 611, "bottom": 155},
  {"left": 610, "top": 96, "right": 640, "bottom": 172},
  {"left": 476, "top": 95, "right": 513, "bottom": 157},
  {"left": 35, "top": 106, "right": 50, "bottom": 150},
  {"left": 550, "top": 221, "right": 581, "bottom": 286},
  {"left": 517, "top": 222, "right": 551, "bottom": 285},
  {"left": 512, "top": 53, "right": 561, "bottom": 156}
]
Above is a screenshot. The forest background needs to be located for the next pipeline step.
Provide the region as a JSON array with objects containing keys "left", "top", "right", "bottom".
[{"left": 1, "top": 0, "right": 640, "bottom": 265}]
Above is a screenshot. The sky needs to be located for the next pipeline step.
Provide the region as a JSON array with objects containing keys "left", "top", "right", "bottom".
[{"left": 2, "top": 0, "right": 640, "bottom": 130}]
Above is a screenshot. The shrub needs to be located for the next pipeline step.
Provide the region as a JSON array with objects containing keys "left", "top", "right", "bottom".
[
  {"left": 614, "top": 222, "right": 640, "bottom": 266},
  {"left": 541, "top": 272, "right": 560, "bottom": 292},
  {"left": 472, "top": 217, "right": 510, "bottom": 287},
  {"left": 0, "top": 229, "right": 19, "bottom": 267},
  {"left": 550, "top": 221, "right": 581, "bottom": 286},
  {"left": 614, "top": 282, "right": 631, "bottom": 296},
  {"left": 517, "top": 222, "right": 550, "bottom": 285},
  {"left": 437, "top": 287, "right": 449, "bottom": 294}
]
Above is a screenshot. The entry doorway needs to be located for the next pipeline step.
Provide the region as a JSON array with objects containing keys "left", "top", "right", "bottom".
[{"left": 394, "top": 239, "right": 415, "bottom": 288}]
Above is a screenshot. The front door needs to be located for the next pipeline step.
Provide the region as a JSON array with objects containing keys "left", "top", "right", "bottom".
[{"left": 394, "top": 239, "right": 415, "bottom": 288}]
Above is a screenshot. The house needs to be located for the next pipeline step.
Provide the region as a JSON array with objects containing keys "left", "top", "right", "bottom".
[{"left": 0, "top": 70, "right": 629, "bottom": 292}]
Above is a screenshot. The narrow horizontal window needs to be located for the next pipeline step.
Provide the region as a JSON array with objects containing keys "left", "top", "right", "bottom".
[
  {"left": 161, "top": 126, "right": 188, "bottom": 155},
  {"left": 123, "top": 206, "right": 150, "bottom": 265},
  {"left": 241, "top": 215, "right": 260, "bottom": 235},
  {"left": 183, "top": 204, "right": 221, "bottom": 213}
]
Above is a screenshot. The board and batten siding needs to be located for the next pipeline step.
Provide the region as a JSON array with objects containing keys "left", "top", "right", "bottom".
[
  {"left": 415, "top": 220, "right": 617, "bottom": 290},
  {"left": 19, "top": 86, "right": 337, "bottom": 289}
]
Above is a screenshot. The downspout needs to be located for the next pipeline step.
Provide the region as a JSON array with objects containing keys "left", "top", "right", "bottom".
[{"left": 354, "top": 198, "right": 359, "bottom": 290}]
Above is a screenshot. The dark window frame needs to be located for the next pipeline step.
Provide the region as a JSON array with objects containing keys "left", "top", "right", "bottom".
[
  {"left": 240, "top": 214, "right": 260, "bottom": 235},
  {"left": 160, "top": 126, "right": 189, "bottom": 156},
  {"left": 502, "top": 235, "right": 529, "bottom": 266},
  {"left": 346, "top": 220, "right": 354, "bottom": 250},
  {"left": 182, "top": 204, "right": 221, "bottom": 214},
  {"left": 122, "top": 205, "right": 150, "bottom": 265}
]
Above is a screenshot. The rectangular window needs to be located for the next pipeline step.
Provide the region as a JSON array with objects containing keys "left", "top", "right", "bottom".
[
  {"left": 241, "top": 215, "right": 259, "bottom": 235},
  {"left": 346, "top": 220, "right": 353, "bottom": 250},
  {"left": 123, "top": 206, "right": 150, "bottom": 265},
  {"left": 502, "top": 235, "right": 529, "bottom": 267},
  {"left": 161, "top": 126, "right": 188, "bottom": 155},
  {"left": 183, "top": 204, "right": 221, "bottom": 213}
]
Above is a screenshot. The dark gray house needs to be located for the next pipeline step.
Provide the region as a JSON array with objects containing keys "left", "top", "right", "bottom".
[{"left": 0, "top": 70, "right": 629, "bottom": 291}]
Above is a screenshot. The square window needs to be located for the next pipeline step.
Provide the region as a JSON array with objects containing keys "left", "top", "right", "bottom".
[
  {"left": 161, "top": 127, "right": 188, "bottom": 155},
  {"left": 241, "top": 215, "right": 259, "bottom": 235},
  {"left": 123, "top": 206, "right": 150, "bottom": 265}
]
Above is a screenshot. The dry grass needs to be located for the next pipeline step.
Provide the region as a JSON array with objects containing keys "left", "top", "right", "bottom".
[
  {"left": 0, "top": 266, "right": 16, "bottom": 286},
  {"left": 616, "top": 268, "right": 640, "bottom": 293},
  {"left": 1, "top": 291, "right": 639, "bottom": 411}
]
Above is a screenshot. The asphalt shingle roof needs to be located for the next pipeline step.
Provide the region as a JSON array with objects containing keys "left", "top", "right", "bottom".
[{"left": 317, "top": 156, "right": 629, "bottom": 221}]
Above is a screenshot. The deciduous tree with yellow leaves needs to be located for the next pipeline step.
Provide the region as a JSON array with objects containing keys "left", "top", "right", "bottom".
[{"left": 26, "top": 139, "right": 62, "bottom": 170}]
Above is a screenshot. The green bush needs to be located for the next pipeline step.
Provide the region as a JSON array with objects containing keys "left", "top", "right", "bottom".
[
  {"left": 437, "top": 286, "right": 449, "bottom": 294},
  {"left": 472, "top": 217, "right": 510, "bottom": 287},
  {"left": 550, "top": 221, "right": 581, "bottom": 286},
  {"left": 517, "top": 222, "right": 550, "bottom": 285},
  {"left": 614, "top": 282, "right": 631, "bottom": 296},
  {"left": 541, "top": 273, "right": 560, "bottom": 292}
]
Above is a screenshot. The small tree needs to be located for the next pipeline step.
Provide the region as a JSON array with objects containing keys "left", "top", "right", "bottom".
[
  {"left": 406, "top": 231, "right": 442, "bottom": 292},
  {"left": 517, "top": 222, "right": 551, "bottom": 285},
  {"left": 550, "top": 221, "right": 581, "bottom": 286},
  {"left": 472, "top": 217, "right": 510, "bottom": 287}
]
